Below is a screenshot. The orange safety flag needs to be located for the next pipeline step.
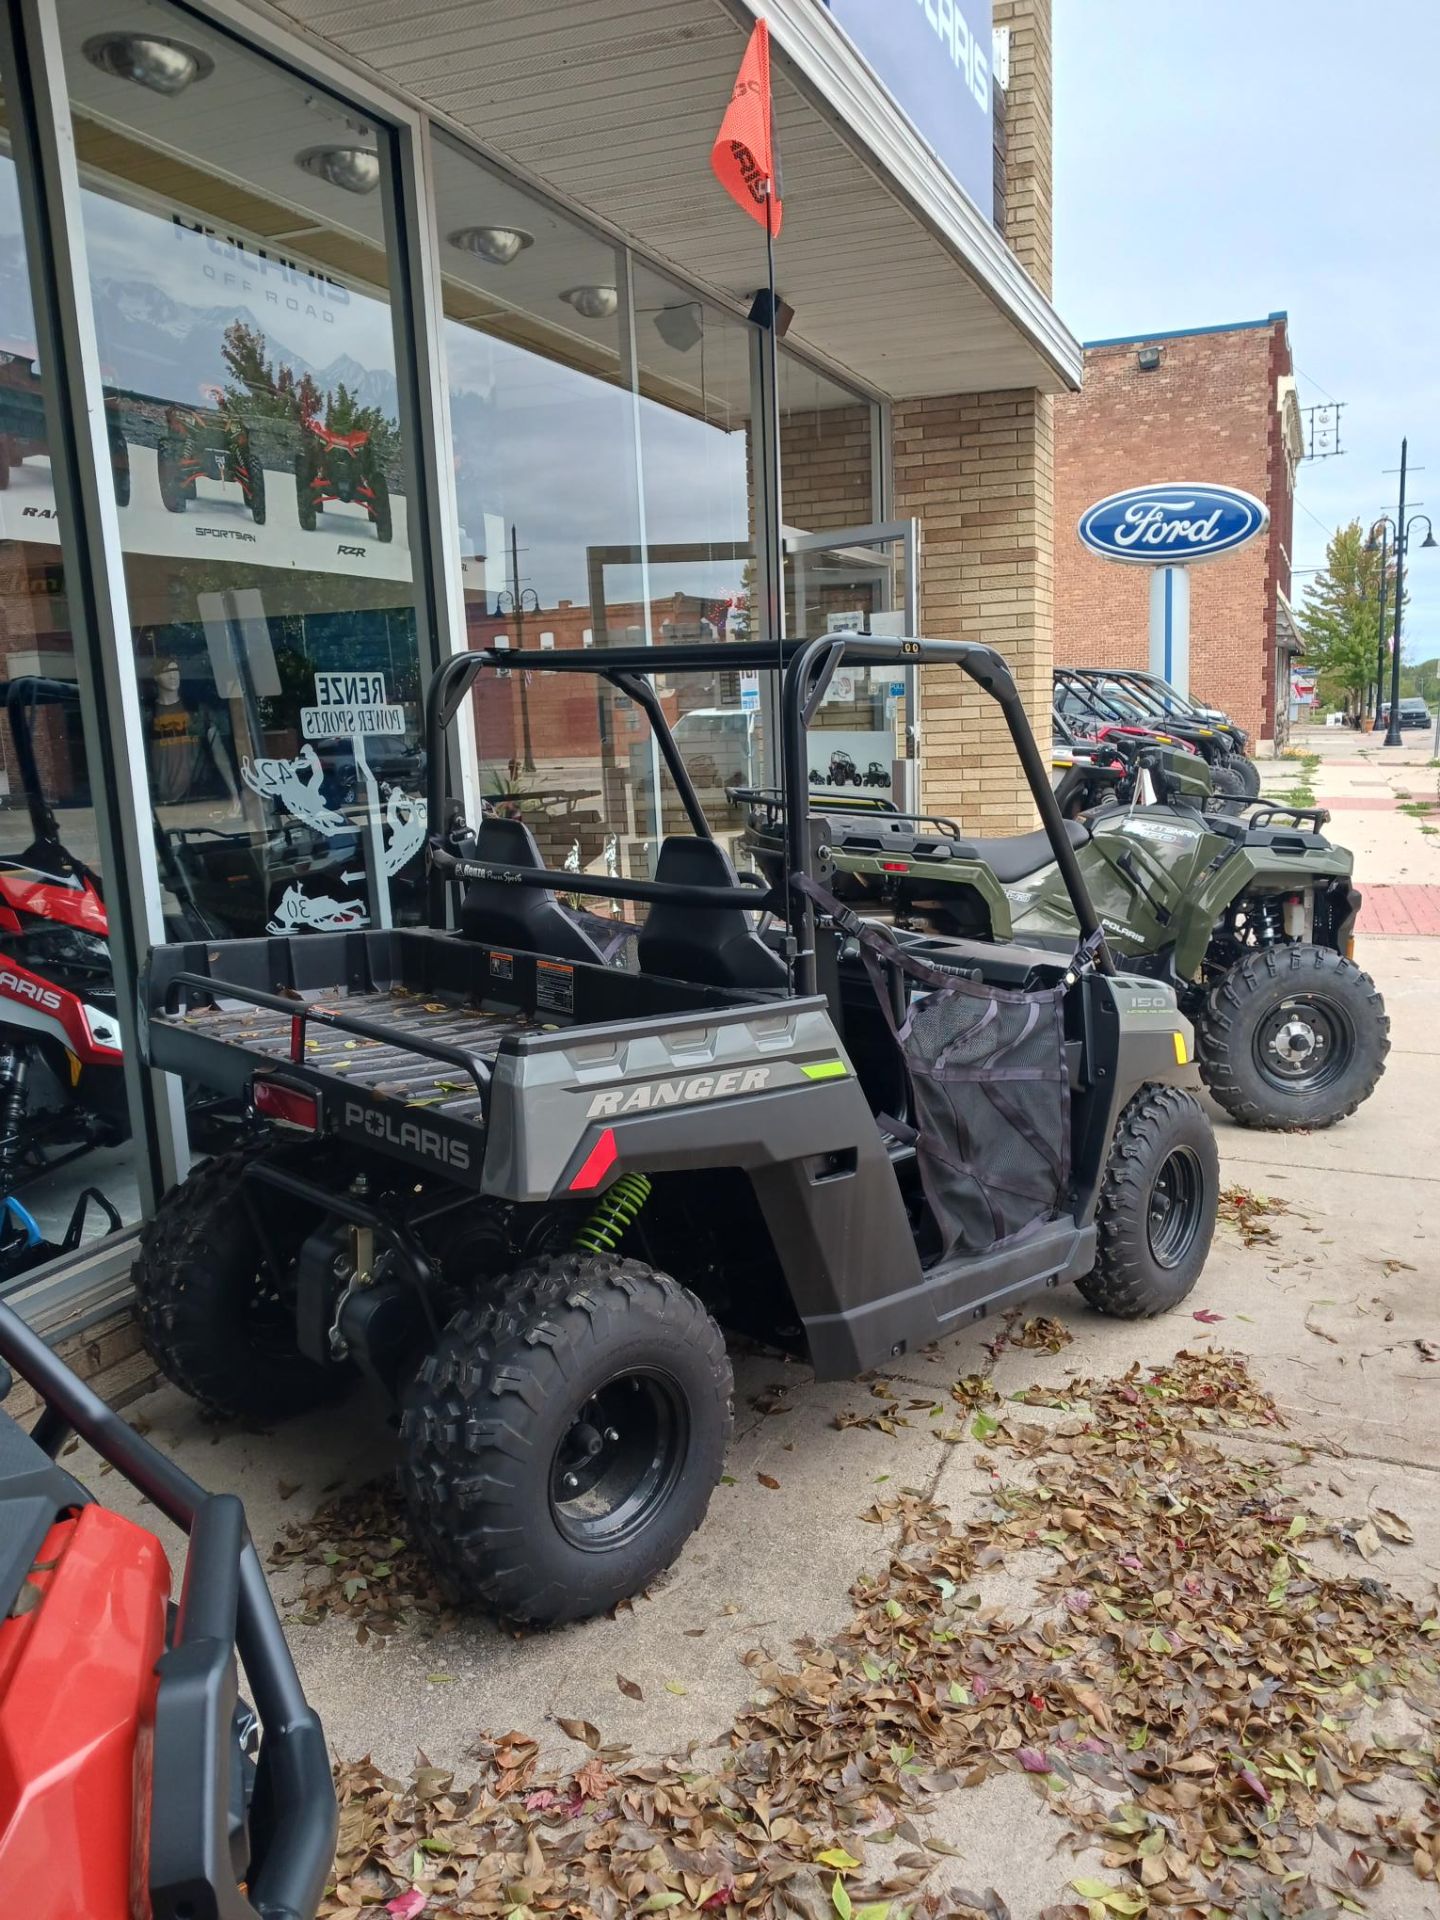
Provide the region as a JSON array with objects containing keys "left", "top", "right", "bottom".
[{"left": 711, "top": 19, "right": 783, "bottom": 235}]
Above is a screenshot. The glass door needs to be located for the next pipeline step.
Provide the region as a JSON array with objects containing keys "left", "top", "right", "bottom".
[{"left": 782, "top": 520, "right": 920, "bottom": 810}]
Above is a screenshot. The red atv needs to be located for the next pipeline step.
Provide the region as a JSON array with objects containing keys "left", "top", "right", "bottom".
[
  {"left": 0, "top": 679, "right": 249, "bottom": 1279},
  {"left": 0, "top": 1295, "right": 335, "bottom": 1918},
  {"left": 294, "top": 420, "right": 392, "bottom": 542}
]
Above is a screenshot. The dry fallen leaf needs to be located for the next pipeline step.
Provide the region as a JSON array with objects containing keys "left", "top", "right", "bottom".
[
  {"left": 757, "top": 1472, "right": 781, "bottom": 1491},
  {"left": 1373, "top": 1508, "right": 1414, "bottom": 1545},
  {"left": 617, "top": 1674, "right": 644, "bottom": 1701},
  {"left": 554, "top": 1716, "right": 600, "bottom": 1749},
  {"left": 316, "top": 1348, "right": 1440, "bottom": 1920}
]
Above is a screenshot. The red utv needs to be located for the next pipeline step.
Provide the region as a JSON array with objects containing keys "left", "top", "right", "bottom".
[
  {"left": 295, "top": 420, "right": 392, "bottom": 542},
  {"left": 157, "top": 399, "right": 266, "bottom": 525}
]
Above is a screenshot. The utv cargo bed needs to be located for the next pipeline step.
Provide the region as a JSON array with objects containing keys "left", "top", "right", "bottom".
[{"left": 145, "top": 925, "right": 792, "bottom": 1133}]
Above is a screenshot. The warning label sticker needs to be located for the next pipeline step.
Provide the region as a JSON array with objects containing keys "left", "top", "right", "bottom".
[{"left": 535, "top": 959, "right": 575, "bottom": 1014}]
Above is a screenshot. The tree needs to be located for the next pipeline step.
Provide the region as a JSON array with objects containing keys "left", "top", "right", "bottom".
[
  {"left": 218, "top": 320, "right": 321, "bottom": 425},
  {"left": 1399, "top": 655, "right": 1439, "bottom": 705},
  {"left": 1295, "top": 521, "right": 1401, "bottom": 718},
  {"left": 325, "top": 380, "right": 399, "bottom": 470}
]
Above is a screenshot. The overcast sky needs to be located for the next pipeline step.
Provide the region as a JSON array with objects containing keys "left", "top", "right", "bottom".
[{"left": 1053, "top": 0, "right": 1440, "bottom": 661}]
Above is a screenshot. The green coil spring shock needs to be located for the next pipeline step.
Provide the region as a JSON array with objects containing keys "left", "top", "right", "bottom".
[{"left": 572, "top": 1171, "right": 652, "bottom": 1255}]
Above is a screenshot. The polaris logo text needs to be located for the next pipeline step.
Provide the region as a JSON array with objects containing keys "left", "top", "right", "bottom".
[
  {"left": 0, "top": 970, "right": 61, "bottom": 1011},
  {"left": 342, "top": 1100, "right": 471, "bottom": 1170},
  {"left": 587, "top": 1067, "right": 771, "bottom": 1118}
]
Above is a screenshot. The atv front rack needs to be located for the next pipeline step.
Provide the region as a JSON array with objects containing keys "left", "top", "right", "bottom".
[
  {"left": 1244, "top": 800, "right": 1332, "bottom": 833},
  {"left": 0, "top": 1298, "right": 336, "bottom": 1920},
  {"left": 727, "top": 785, "right": 963, "bottom": 839}
]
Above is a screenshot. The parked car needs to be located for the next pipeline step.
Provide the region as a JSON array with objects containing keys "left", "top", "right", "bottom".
[{"left": 1379, "top": 698, "right": 1431, "bottom": 731}]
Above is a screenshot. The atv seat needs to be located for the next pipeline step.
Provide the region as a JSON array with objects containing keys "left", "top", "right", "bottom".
[
  {"left": 637, "top": 836, "right": 787, "bottom": 991},
  {"left": 459, "top": 816, "right": 608, "bottom": 964},
  {"left": 957, "top": 819, "right": 1090, "bottom": 883}
]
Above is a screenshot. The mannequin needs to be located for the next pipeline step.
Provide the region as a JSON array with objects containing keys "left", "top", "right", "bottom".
[{"left": 146, "top": 655, "right": 241, "bottom": 812}]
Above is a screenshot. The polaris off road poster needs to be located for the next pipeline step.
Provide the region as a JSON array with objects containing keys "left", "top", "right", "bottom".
[{"left": 0, "top": 169, "right": 412, "bottom": 581}]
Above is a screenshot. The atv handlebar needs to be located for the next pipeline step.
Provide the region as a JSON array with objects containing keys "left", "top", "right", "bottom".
[{"left": 0, "top": 1299, "right": 337, "bottom": 1920}]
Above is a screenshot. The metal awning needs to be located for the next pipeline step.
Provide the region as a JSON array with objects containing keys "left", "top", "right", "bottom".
[{"left": 265, "top": 0, "right": 1083, "bottom": 400}]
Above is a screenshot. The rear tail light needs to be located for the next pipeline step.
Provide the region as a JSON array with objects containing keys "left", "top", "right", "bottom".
[
  {"left": 569, "top": 1127, "right": 618, "bottom": 1192},
  {"left": 253, "top": 1078, "right": 320, "bottom": 1130}
]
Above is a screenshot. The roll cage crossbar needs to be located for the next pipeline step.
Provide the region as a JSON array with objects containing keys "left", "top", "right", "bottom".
[{"left": 424, "top": 637, "right": 1113, "bottom": 990}]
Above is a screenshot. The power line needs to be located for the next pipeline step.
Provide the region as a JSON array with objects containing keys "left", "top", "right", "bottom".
[
  {"left": 1297, "top": 497, "right": 1340, "bottom": 541},
  {"left": 1294, "top": 364, "right": 1342, "bottom": 407}
]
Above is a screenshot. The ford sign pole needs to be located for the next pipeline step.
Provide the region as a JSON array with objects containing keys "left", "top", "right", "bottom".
[
  {"left": 1077, "top": 484, "right": 1270, "bottom": 704},
  {"left": 1149, "top": 564, "right": 1190, "bottom": 691}
]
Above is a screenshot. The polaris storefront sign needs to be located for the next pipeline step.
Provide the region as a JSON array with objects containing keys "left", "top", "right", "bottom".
[
  {"left": 1077, "top": 484, "right": 1269, "bottom": 567},
  {"left": 822, "top": 0, "right": 995, "bottom": 215}
]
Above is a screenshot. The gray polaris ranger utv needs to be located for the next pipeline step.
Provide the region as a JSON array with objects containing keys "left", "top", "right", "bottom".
[{"left": 135, "top": 636, "right": 1219, "bottom": 1624}]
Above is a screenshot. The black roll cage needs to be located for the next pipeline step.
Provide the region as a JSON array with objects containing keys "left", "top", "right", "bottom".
[{"left": 425, "top": 636, "right": 1113, "bottom": 991}]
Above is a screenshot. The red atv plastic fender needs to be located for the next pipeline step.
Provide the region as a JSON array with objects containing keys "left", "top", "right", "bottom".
[{"left": 0, "top": 1506, "right": 170, "bottom": 1915}]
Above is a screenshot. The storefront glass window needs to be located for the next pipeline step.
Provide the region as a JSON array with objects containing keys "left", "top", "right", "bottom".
[
  {"left": 61, "top": 0, "right": 426, "bottom": 943},
  {"left": 435, "top": 135, "right": 765, "bottom": 887},
  {"left": 0, "top": 66, "right": 140, "bottom": 1277}
]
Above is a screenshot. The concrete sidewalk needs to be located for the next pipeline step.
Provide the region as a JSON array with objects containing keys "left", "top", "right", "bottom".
[{"left": 68, "top": 725, "right": 1440, "bottom": 1912}]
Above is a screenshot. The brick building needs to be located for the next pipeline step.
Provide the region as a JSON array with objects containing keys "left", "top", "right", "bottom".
[{"left": 1052, "top": 315, "right": 1305, "bottom": 743}]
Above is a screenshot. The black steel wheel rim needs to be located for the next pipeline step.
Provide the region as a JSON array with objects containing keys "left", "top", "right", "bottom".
[
  {"left": 1253, "top": 992, "right": 1353, "bottom": 1093},
  {"left": 549, "top": 1369, "right": 688, "bottom": 1551},
  {"left": 1147, "top": 1145, "right": 1206, "bottom": 1270}
]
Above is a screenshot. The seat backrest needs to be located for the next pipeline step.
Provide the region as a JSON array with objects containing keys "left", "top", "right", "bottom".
[
  {"left": 459, "top": 816, "right": 606, "bottom": 964},
  {"left": 636, "top": 836, "right": 787, "bottom": 990}
]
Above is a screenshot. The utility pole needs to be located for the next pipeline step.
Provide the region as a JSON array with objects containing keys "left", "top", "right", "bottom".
[
  {"left": 1372, "top": 524, "right": 1389, "bottom": 727},
  {"left": 496, "top": 525, "right": 539, "bottom": 772}
]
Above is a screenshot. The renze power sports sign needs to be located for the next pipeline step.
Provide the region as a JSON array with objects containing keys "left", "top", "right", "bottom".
[
  {"left": 822, "top": 0, "right": 995, "bottom": 216},
  {"left": 1077, "top": 484, "right": 1269, "bottom": 566}
]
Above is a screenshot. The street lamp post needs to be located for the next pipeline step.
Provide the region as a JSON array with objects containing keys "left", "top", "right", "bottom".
[{"left": 1367, "top": 438, "right": 1437, "bottom": 747}]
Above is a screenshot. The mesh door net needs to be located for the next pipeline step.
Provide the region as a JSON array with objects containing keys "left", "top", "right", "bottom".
[
  {"left": 792, "top": 875, "right": 1071, "bottom": 1263},
  {"left": 899, "top": 971, "right": 1070, "bottom": 1261}
]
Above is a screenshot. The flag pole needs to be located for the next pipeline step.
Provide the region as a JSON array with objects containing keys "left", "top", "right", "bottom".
[
  {"left": 763, "top": 157, "right": 793, "bottom": 977},
  {"left": 764, "top": 178, "right": 782, "bottom": 662}
]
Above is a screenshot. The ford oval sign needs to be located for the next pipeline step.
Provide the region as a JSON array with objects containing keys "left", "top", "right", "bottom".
[{"left": 1077, "top": 483, "right": 1269, "bottom": 567}]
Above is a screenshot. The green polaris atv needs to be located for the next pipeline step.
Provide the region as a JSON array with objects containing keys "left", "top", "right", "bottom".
[{"left": 740, "top": 746, "right": 1389, "bottom": 1132}]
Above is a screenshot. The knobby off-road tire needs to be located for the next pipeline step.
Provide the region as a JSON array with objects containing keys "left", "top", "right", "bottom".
[
  {"left": 244, "top": 448, "right": 267, "bottom": 525},
  {"left": 400, "top": 1253, "right": 733, "bottom": 1624},
  {"left": 134, "top": 1148, "right": 345, "bottom": 1421},
  {"left": 156, "top": 442, "right": 191, "bottom": 514},
  {"left": 1197, "top": 943, "right": 1389, "bottom": 1130},
  {"left": 1232, "top": 754, "right": 1263, "bottom": 798},
  {"left": 1209, "top": 759, "right": 1247, "bottom": 798},
  {"left": 1077, "top": 1084, "right": 1219, "bottom": 1319}
]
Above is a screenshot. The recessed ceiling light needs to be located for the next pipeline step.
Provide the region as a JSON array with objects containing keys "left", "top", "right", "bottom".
[
  {"left": 448, "top": 225, "right": 534, "bottom": 265},
  {"left": 560, "top": 285, "right": 619, "bottom": 321},
  {"left": 297, "top": 145, "right": 381, "bottom": 195},
  {"left": 83, "top": 33, "right": 214, "bottom": 95}
]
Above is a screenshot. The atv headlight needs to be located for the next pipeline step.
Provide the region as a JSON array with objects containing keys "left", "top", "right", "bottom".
[{"left": 20, "top": 926, "right": 110, "bottom": 977}]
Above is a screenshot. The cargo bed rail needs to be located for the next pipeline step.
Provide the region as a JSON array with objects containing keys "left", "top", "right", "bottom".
[{"left": 159, "top": 970, "right": 492, "bottom": 1106}]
